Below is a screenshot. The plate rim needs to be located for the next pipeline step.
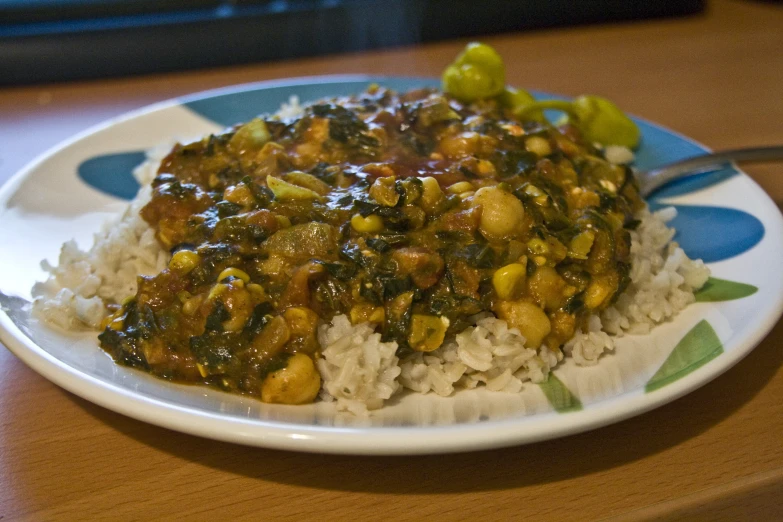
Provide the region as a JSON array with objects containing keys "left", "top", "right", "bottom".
[{"left": 1, "top": 75, "right": 782, "bottom": 455}]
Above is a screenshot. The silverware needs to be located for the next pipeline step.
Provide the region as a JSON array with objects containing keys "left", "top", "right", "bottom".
[{"left": 637, "top": 145, "right": 783, "bottom": 197}]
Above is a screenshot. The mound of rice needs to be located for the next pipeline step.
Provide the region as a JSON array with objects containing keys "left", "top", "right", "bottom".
[
  {"left": 31, "top": 105, "right": 710, "bottom": 414},
  {"left": 32, "top": 151, "right": 166, "bottom": 330}
]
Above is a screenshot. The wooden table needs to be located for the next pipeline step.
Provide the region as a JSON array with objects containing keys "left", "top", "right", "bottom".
[{"left": 1, "top": 1, "right": 782, "bottom": 519}]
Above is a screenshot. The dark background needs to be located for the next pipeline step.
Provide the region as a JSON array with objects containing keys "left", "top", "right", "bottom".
[{"left": 0, "top": 0, "right": 705, "bottom": 85}]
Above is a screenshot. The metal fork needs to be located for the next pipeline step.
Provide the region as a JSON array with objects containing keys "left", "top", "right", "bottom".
[{"left": 637, "top": 145, "right": 783, "bottom": 197}]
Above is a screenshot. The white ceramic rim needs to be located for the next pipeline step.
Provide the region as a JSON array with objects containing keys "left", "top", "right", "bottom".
[{"left": 1, "top": 75, "right": 782, "bottom": 455}]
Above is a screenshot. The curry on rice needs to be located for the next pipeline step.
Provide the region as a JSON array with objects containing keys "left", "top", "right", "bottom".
[{"left": 97, "top": 84, "right": 645, "bottom": 405}]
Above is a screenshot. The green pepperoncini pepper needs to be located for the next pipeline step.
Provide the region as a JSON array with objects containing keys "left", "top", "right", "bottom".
[
  {"left": 514, "top": 95, "right": 641, "bottom": 148},
  {"left": 442, "top": 42, "right": 506, "bottom": 102}
]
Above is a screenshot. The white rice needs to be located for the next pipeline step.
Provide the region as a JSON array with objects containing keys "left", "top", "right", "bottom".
[
  {"left": 603, "top": 144, "right": 636, "bottom": 165},
  {"left": 316, "top": 315, "right": 401, "bottom": 415},
  {"left": 31, "top": 147, "right": 168, "bottom": 330},
  {"left": 31, "top": 104, "right": 710, "bottom": 413}
]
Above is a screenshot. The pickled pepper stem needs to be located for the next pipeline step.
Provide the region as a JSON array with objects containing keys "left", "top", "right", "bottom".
[{"left": 515, "top": 100, "right": 577, "bottom": 118}]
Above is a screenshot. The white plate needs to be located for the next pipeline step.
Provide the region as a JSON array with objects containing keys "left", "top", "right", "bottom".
[{"left": 1, "top": 76, "right": 782, "bottom": 455}]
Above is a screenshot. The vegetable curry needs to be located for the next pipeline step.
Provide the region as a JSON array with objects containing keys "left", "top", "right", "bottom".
[{"left": 99, "top": 85, "right": 643, "bottom": 405}]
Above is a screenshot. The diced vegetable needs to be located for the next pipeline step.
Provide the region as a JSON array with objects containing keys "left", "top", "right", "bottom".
[
  {"left": 263, "top": 223, "right": 338, "bottom": 260},
  {"left": 228, "top": 118, "right": 271, "bottom": 156},
  {"left": 408, "top": 314, "right": 450, "bottom": 352},
  {"left": 285, "top": 171, "right": 332, "bottom": 195},
  {"left": 267, "top": 175, "right": 323, "bottom": 201},
  {"left": 492, "top": 262, "right": 527, "bottom": 300}
]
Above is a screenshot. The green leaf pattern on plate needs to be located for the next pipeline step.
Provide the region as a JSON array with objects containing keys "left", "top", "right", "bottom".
[
  {"left": 539, "top": 374, "right": 582, "bottom": 412},
  {"left": 694, "top": 277, "right": 758, "bottom": 302},
  {"left": 645, "top": 320, "right": 723, "bottom": 393}
]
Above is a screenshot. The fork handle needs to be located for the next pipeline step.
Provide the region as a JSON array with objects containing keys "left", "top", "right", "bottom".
[{"left": 639, "top": 145, "right": 783, "bottom": 197}]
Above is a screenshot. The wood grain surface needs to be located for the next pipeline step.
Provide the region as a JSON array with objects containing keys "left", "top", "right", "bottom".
[{"left": 1, "top": 1, "right": 782, "bottom": 520}]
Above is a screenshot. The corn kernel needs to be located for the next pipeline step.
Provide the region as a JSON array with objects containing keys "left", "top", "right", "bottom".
[
  {"left": 109, "top": 317, "right": 124, "bottom": 331},
  {"left": 223, "top": 183, "right": 255, "bottom": 207},
  {"left": 525, "top": 136, "right": 552, "bottom": 157},
  {"left": 369, "top": 307, "right": 385, "bottom": 323},
  {"left": 218, "top": 267, "right": 250, "bottom": 283},
  {"left": 527, "top": 238, "right": 550, "bottom": 255},
  {"left": 447, "top": 181, "right": 474, "bottom": 194},
  {"left": 169, "top": 249, "right": 200, "bottom": 274},
  {"left": 196, "top": 363, "right": 209, "bottom": 378},
  {"left": 534, "top": 194, "right": 549, "bottom": 207},
  {"left": 351, "top": 213, "right": 384, "bottom": 233},
  {"left": 99, "top": 310, "right": 123, "bottom": 331},
  {"left": 275, "top": 215, "right": 291, "bottom": 228},
  {"left": 476, "top": 159, "right": 497, "bottom": 177},
  {"left": 599, "top": 179, "right": 618, "bottom": 193},
  {"left": 350, "top": 303, "right": 374, "bottom": 324},
  {"left": 524, "top": 184, "right": 544, "bottom": 198},
  {"left": 568, "top": 230, "right": 596, "bottom": 260},
  {"left": 492, "top": 262, "right": 528, "bottom": 300}
]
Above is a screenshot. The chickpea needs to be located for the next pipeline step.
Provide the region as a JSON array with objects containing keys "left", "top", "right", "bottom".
[
  {"left": 525, "top": 136, "right": 552, "bottom": 157},
  {"left": 439, "top": 131, "right": 480, "bottom": 159},
  {"left": 419, "top": 176, "right": 444, "bottom": 211},
  {"left": 527, "top": 266, "right": 569, "bottom": 312},
  {"left": 261, "top": 353, "right": 321, "bottom": 405},
  {"left": 472, "top": 186, "right": 526, "bottom": 241},
  {"left": 495, "top": 300, "right": 551, "bottom": 348}
]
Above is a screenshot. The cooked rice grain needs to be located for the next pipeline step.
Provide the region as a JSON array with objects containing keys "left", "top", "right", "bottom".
[{"left": 31, "top": 149, "right": 167, "bottom": 329}]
